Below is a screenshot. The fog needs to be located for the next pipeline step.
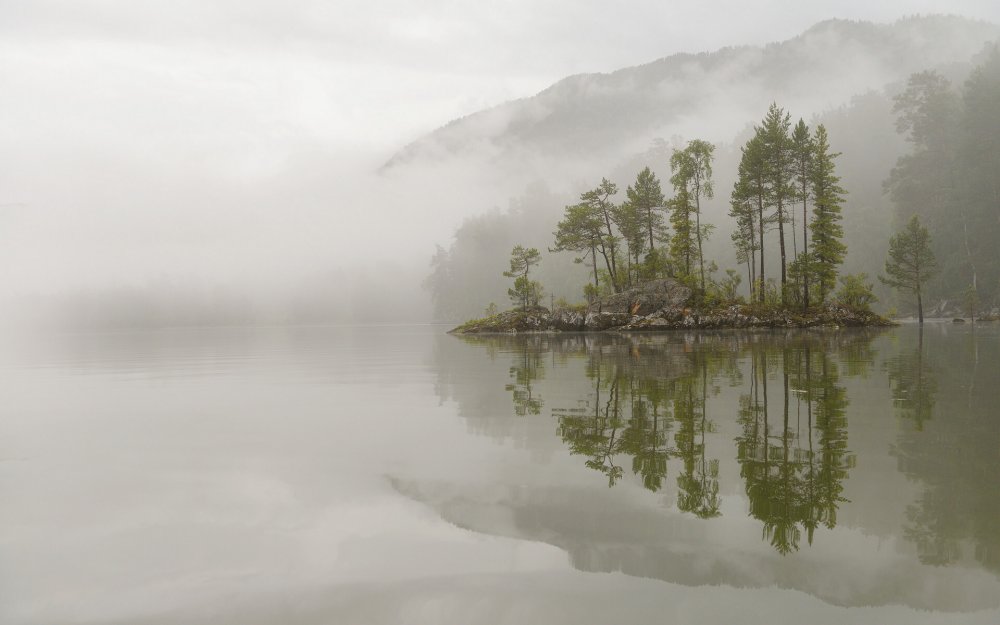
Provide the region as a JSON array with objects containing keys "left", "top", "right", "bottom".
[{"left": 3, "top": 1, "right": 1000, "bottom": 328}]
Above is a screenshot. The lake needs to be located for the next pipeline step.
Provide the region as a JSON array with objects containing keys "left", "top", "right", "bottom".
[{"left": 1, "top": 323, "right": 998, "bottom": 624}]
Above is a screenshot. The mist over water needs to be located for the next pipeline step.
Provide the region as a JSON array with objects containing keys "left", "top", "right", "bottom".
[
  {"left": 2, "top": 323, "right": 998, "bottom": 623},
  {"left": 4, "top": 4, "right": 1000, "bottom": 623}
]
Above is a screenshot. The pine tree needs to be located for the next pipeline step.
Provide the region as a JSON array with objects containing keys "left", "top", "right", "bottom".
[
  {"left": 808, "top": 125, "right": 847, "bottom": 304},
  {"left": 880, "top": 216, "right": 938, "bottom": 323},
  {"left": 668, "top": 184, "right": 697, "bottom": 282},
  {"left": 552, "top": 202, "right": 605, "bottom": 292},
  {"left": 791, "top": 119, "right": 814, "bottom": 309},
  {"left": 625, "top": 167, "right": 667, "bottom": 254},
  {"left": 760, "top": 104, "right": 796, "bottom": 304},
  {"left": 503, "top": 245, "right": 542, "bottom": 309},
  {"left": 670, "top": 140, "right": 715, "bottom": 292},
  {"left": 731, "top": 132, "right": 768, "bottom": 303},
  {"left": 580, "top": 179, "right": 622, "bottom": 292}
]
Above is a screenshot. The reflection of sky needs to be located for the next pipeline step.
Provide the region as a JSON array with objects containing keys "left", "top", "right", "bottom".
[{"left": 1, "top": 325, "right": 998, "bottom": 623}]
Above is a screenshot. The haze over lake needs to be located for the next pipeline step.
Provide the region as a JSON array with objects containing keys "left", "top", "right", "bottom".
[
  {"left": 2, "top": 323, "right": 998, "bottom": 623},
  {"left": 4, "top": 2, "right": 1000, "bottom": 623}
]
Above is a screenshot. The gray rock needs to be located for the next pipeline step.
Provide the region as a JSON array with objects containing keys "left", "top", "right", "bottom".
[
  {"left": 588, "top": 279, "right": 691, "bottom": 316},
  {"left": 585, "top": 311, "right": 631, "bottom": 330},
  {"left": 550, "top": 308, "right": 586, "bottom": 331}
]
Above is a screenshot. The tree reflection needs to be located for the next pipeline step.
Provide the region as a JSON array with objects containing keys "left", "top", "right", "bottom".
[
  {"left": 889, "top": 327, "right": 1000, "bottom": 573},
  {"left": 884, "top": 327, "right": 936, "bottom": 430},
  {"left": 737, "top": 338, "right": 854, "bottom": 554},
  {"left": 674, "top": 356, "right": 721, "bottom": 518},
  {"left": 506, "top": 337, "right": 545, "bottom": 416},
  {"left": 456, "top": 330, "right": 880, "bottom": 554}
]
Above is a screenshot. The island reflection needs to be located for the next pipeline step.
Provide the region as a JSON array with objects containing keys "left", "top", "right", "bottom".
[
  {"left": 469, "top": 331, "right": 881, "bottom": 554},
  {"left": 421, "top": 326, "right": 1000, "bottom": 610}
]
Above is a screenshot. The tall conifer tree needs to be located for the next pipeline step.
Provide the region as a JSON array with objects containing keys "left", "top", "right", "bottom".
[{"left": 808, "top": 125, "right": 847, "bottom": 304}]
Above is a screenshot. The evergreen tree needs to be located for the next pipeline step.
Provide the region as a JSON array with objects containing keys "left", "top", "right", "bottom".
[
  {"left": 503, "top": 245, "right": 542, "bottom": 309},
  {"left": 729, "top": 181, "right": 758, "bottom": 300},
  {"left": 808, "top": 125, "right": 847, "bottom": 304},
  {"left": 732, "top": 130, "right": 769, "bottom": 303},
  {"left": 611, "top": 197, "right": 646, "bottom": 288},
  {"left": 668, "top": 175, "right": 697, "bottom": 283},
  {"left": 760, "top": 104, "right": 796, "bottom": 304},
  {"left": 880, "top": 216, "right": 938, "bottom": 323},
  {"left": 670, "top": 140, "right": 715, "bottom": 292},
  {"left": 581, "top": 179, "right": 623, "bottom": 292},
  {"left": 625, "top": 166, "right": 667, "bottom": 254},
  {"left": 551, "top": 202, "right": 606, "bottom": 292},
  {"left": 791, "top": 119, "right": 814, "bottom": 309}
]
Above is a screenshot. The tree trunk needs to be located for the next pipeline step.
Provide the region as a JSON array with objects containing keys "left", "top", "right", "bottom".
[
  {"left": 803, "top": 190, "right": 809, "bottom": 311},
  {"left": 600, "top": 208, "right": 619, "bottom": 292},
  {"left": 647, "top": 206, "right": 655, "bottom": 253},
  {"left": 590, "top": 243, "right": 599, "bottom": 289},
  {"left": 758, "top": 195, "right": 765, "bottom": 305},
  {"left": 696, "top": 194, "right": 705, "bottom": 295},
  {"left": 917, "top": 283, "right": 924, "bottom": 324},
  {"left": 777, "top": 199, "right": 787, "bottom": 305}
]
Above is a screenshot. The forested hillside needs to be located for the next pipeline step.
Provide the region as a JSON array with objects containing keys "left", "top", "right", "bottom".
[{"left": 424, "top": 19, "right": 1000, "bottom": 321}]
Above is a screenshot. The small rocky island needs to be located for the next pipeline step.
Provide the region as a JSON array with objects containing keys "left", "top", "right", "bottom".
[{"left": 450, "top": 279, "right": 893, "bottom": 334}]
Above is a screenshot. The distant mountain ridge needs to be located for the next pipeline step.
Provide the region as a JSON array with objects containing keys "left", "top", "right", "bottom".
[{"left": 383, "top": 15, "right": 1000, "bottom": 173}]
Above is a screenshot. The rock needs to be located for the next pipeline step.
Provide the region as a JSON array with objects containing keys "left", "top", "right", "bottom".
[
  {"left": 550, "top": 307, "right": 586, "bottom": 331},
  {"left": 588, "top": 279, "right": 691, "bottom": 316},
  {"left": 450, "top": 290, "right": 894, "bottom": 334},
  {"left": 953, "top": 317, "right": 966, "bottom": 323},
  {"left": 450, "top": 307, "right": 550, "bottom": 334},
  {"left": 585, "top": 311, "right": 632, "bottom": 331}
]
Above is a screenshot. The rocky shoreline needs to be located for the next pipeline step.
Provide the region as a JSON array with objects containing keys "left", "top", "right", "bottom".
[{"left": 450, "top": 279, "right": 894, "bottom": 334}]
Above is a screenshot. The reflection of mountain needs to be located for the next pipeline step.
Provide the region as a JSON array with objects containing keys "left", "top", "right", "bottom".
[
  {"left": 386, "top": 17, "right": 1000, "bottom": 173},
  {"left": 392, "top": 478, "right": 999, "bottom": 612},
  {"left": 424, "top": 326, "right": 1000, "bottom": 610}
]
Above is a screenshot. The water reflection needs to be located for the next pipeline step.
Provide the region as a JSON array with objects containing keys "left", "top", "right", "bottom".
[
  {"left": 429, "top": 327, "right": 1000, "bottom": 610},
  {"left": 461, "top": 332, "right": 877, "bottom": 554},
  {"left": 737, "top": 342, "right": 853, "bottom": 554}
]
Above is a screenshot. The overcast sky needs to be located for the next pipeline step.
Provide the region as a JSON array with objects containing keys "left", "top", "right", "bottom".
[{"left": 2, "top": 1, "right": 1000, "bottom": 300}]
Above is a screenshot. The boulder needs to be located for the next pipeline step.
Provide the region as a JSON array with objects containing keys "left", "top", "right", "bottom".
[
  {"left": 588, "top": 279, "right": 691, "bottom": 316},
  {"left": 550, "top": 307, "right": 586, "bottom": 331},
  {"left": 585, "top": 311, "right": 632, "bottom": 331}
]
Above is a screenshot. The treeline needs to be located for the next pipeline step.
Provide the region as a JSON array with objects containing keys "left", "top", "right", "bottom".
[
  {"left": 884, "top": 46, "right": 1000, "bottom": 311},
  {"left": 543, "top": 103, "right": 858, "bottom": 311},
  {"left": 426, "top": 44, "right": 1000, "bottom": 322}
]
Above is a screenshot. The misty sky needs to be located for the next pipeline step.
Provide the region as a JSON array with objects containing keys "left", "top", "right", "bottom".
[{"left": 2, "top": 1, "right": 1000, "bottom": 299}]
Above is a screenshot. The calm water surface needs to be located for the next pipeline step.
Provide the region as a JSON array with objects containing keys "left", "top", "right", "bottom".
[{"left": 1, "top": 323, "right": 998, "bottom": 624}]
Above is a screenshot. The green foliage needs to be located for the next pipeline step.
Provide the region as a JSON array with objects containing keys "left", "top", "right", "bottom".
[
  {"left": 484, "top": 302, "right": 498, "bottom": 317},
  {"left": 552, "top": 202, "right": 605, "bottom": 290},
  {"left": 884, "top": 56, "right": 1000, "bottom": 308},
  {"left": 730, "top": 133, "right": 766, "bottom": 302},
  {"left": 624, "top": 166, "right": 667, "bottom": 253},
  {"left": 809, "top": 125, "right": 848, "bottom": 304},
  {"left": 581, "top": 178, "right": 623, "bottom": 291},
  {"left": 507, "top": 276, "right": 544, "bottom": 309},
  {"left": 669, "top": 140, "right": 715, "bottom": 291},
  {"left": 503, "top": 245, "right": 542, "bottom": 309},
  {"left": 760, "top": 104, "right": 797, "bottom": 302},
  {"left": 880, "top": 216, "right": 938, "bottom": 321},
  {"left": 714, "top": 269, "right": 744, "bottom": 304},
  {"left": 836, "top": 273, "right": 877, "bottom": 312},
  {"left": 792, "top": 119, "right": 814, "bottom": 306}
]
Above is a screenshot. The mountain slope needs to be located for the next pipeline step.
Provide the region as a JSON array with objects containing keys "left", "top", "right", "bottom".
[{"left": 384, "top": 16, "right": 999, "bottom": 174}]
